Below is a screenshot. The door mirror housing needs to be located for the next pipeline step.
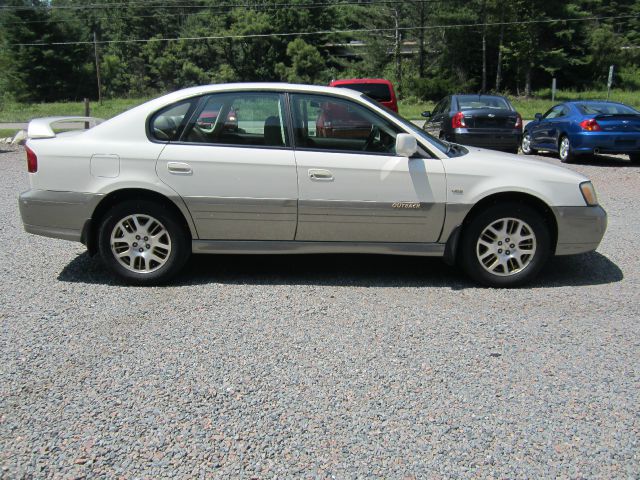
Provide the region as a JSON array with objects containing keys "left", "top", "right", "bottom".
[
  {"left": 534, "top": 113, "right": 543, "bottom": 121},
  {"left": 396, "top": 133, "right": 418, "bottom": 157},
  {"left": 421, "top": 111, "right": 431, "bottom": 118}
]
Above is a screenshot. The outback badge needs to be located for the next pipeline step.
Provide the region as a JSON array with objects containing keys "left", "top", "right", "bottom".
[{"left": 392, "top": 202, "right": 421, "bottom": 209}]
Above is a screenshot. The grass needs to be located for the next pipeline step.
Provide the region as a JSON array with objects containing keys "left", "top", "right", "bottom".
[
  {"left": 1, "top": 89, "right": 638, "bottom": 124},
  {"left": 0, "top": 97, "right": 150, "bottom": 123},
  {"left": 399, "top": 89, "right": 640, "bottom": 120},
  {"left": 0, "top": 128, "right": 19, "bottom": 138}
]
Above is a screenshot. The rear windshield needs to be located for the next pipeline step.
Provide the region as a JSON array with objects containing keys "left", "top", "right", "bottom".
[
  {"left": 336, "top": 83, "right": 392, "bottom": 102},
  {"left": 576, "top": 102, "right": 639, "bottom": 115},
  {"left": 457, "top": 95, "right": 511, "bottom": 111}
]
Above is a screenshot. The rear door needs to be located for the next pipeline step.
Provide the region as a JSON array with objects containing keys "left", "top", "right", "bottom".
[
  {"left": 155, "top": 91, "right": 298, "bottom": 240},
  {"left": 290, "top": 93, "right": 446, "bottom": 243}
]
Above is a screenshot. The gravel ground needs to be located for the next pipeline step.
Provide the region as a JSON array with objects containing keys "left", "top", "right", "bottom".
[{"left": 0, "top": 144, "right": 638, "bottom": 478}]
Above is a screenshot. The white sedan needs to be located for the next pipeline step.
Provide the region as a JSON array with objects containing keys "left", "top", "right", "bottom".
[{"left": 19, "top": 83, "right": 607, "bottom": 287}]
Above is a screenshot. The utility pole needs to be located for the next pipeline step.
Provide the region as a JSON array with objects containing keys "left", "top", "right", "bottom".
[
  {"left": 481, "top": 0, "right": 487, "bottom": 93},
  {"left": 93, "top": 31, "right": 102, "bottom": 105},
  {"left": 394, "top": 7, "right": 401, "bottom": 98},
  {"left": 418, "top": 1, "right": 425, "bottom": 78}
]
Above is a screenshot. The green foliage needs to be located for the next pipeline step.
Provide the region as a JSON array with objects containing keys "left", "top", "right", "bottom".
[{"left": 0, "top": 0, "right": 638, "bottom": 105}]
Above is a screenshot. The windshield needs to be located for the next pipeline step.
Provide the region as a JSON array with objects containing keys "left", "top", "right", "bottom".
[
  {"left": 359, "top": 94, "right": 464, "bottom": 157},
  {"left": 337, "top": 83, "right": 392, "bottom": 102},
  {"left": 457, "top": 95, "right": 512, "bottom": 111},
  {"left": 576, "top": 102, "right": 639, "bottom": 115}
]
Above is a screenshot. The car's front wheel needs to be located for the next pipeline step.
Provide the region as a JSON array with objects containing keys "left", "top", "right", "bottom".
[
  {"left": 521, "top": 132, "right": 537, "bottom": 155},
  {"left": 98, "top": 200, "right": 191, "bottom": 285},
  {"left": 460, "top": 203, "right": 551, "bottom": 287},
  {"left": 558, "top": 135, "right": 575, "bottom": 163}
]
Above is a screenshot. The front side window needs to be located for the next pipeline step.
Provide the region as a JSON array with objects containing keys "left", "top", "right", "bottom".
[
  {"left": 150, "top": 99, "right": 197, "bottom": 141},
  {"left": 544, "top": 105, "right": 565, "bottom": 119},
  {"left": 182, "top": 92, "right": 289, "bottom": 147},
  {"left": 291, "top": 94, "right": 401, "bottom": 154}
]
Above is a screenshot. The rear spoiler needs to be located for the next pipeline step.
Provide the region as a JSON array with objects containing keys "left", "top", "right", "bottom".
[{"left": 27, "top": 116, "right": 104, "bottom": 139}]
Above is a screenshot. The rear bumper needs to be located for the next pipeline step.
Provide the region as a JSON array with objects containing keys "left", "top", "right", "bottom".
[
  {"left": 450, "top": 129, "right": 521, "bottom": 150},
  {"left": 553, "top": 205, "right": 607, "bottom": 255},
  {"left": 19, "top": 190, "right": 102, "bottom": 242},
  {"left": 571, "top": 131, "right": 640, "bottom": 154}
]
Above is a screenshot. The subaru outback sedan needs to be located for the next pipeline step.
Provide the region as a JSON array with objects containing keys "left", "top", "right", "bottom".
[{"left": 19, "top": 83, "right": 606, "bottom": 287}]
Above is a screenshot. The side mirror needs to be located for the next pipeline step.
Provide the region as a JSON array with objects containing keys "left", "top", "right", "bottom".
[
  {"left": 396, "top": 133, "right": 418, "bottom": 157},
  {"left": 535, "top": 113, "right": 543, "bottom": 121},
  {"left": 421, "top": 111, "right": 431, "bottom": 118}
]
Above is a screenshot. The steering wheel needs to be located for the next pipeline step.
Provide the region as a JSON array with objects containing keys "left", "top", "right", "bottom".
[{"left": 363, "top": 124, "right": 380, "bottom": 152}]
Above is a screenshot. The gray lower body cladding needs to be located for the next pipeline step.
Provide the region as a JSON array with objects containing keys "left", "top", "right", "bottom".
[
  {"left": 19, "top": 190, "right": 606, "bottom": 258},
  {"left": 19, "top": 190, "right": 103, "bottom": 242}
]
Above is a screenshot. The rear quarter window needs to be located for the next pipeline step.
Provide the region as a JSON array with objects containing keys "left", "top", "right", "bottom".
[{"left": 149, "top": 99, "right": 198, "bottom": 141}]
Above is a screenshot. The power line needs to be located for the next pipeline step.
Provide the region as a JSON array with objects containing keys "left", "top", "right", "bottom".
[{"left": 8, "top": 14, "right": 638, "bottom": 47}]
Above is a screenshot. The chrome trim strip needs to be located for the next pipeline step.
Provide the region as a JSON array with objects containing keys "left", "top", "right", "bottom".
[{"left": 192, "top": 240, "right": 445, "bottom": 256}]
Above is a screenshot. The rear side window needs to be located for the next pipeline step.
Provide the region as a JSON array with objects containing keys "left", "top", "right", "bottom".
[
  {"left": 576, "top": 103, "right": 639, "bottom": 115},
  {"left": 457, "top": 96, "right": 512, "bottom": 111},
  {"left": 335, "top": 83, "right": 392, "bottom": 102},
  {"left": 149, "top": 99, "right": 197, "bottom": 141},
  {"left": 181, "top": 92, "right": 289, "bottom": 147}
]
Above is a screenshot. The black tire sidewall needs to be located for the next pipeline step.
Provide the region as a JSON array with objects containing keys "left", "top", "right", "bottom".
[
  {"left": 461, "top": 203, "right": 551, "bottom": 287},
  {"left": 98, "top": 200, "right": 190, "bottom": 285}
]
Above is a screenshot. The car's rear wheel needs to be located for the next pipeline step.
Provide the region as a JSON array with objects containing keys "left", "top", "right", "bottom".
[
  {"left": 558, "top": 135, "right": 575, "bottom": 163},
  {"left": 460, "top": 203, "right": 551, "bottom": 287},
  {"left": 98, "top": 200, "right": 190, "bottom": 285},
  {"left": 521, "top": 132, "right": 537, "bottom": 155},
  {"left": 629, "top": 153, "right": 640, "bottom": 164}
]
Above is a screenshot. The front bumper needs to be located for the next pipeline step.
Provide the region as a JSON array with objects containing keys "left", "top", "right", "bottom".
[
  {"left": 553, "top": 205, "right": 607, "bottom": 255},
  {"left": 19, "top": 190, "right": 103, "bottom": 242},
  {"left": 450, "top": 129, "right": 521, "bottom": 151}
]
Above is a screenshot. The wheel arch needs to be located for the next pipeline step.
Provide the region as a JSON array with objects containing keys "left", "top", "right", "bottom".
[
  {"left": 83, "top": 188, "right": 197, "bottom": 256},
  {"left": 444, "top": 191, "right": 558, "bottom": 265}
]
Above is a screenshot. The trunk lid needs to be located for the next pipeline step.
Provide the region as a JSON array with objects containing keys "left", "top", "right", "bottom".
[
  {"left": 462, "top": 108, "right": 517, "bottom": 129},
  {"left": 593, "top": 114, "right": 640, "bottom": 132}
]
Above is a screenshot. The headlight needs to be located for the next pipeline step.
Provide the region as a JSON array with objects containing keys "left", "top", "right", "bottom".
[{"left": 579, "top": 181, "right": 598, "bottom": 206}]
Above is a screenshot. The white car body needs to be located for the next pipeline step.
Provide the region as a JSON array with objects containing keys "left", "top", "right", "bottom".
[{"left": 19, "top": 83, "right": 607, "bottom": 286}]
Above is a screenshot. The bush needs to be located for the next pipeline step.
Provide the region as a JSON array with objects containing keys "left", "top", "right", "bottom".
[{"left": 408, "top": 76, "right": 473, "bottom": 101}]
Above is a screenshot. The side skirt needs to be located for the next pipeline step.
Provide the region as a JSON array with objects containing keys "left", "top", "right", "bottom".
[{"left": 192, "top": 240, "right": 445, "bottom": 256}]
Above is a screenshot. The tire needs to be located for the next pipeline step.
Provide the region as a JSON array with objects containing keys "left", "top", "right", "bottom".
[
  {"left": 460, "top": 203, "right": 551, "bottom": 288},
  {"left": 521, "top": 132, "right": 537, "bottom": 155},
  {"left": 558, "top": 135, "right": 575, "bottom": 163},
  {"left": 98, "top": 200, "right": 191, "bottom": 285},
  {"left": 629, "top": 153, "right": 640, "bottom": 164}
]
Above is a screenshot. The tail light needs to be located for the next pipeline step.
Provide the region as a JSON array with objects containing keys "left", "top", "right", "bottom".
[
  {"left": 515, "top": 113, "right": 523, "bottom": 130},
  {"left": 580, "top": 118, "right": 602, "bottom": 131},
  {"left": 452, "top": 111, "right": 466, "bottom": 129},
  {"left": 26, "top": 146, "right": 38, "bottom": 173}
]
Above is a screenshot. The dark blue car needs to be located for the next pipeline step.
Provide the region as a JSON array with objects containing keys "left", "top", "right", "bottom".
[{"left": 521, "top": 100, "right": 640, "bottom": 163}]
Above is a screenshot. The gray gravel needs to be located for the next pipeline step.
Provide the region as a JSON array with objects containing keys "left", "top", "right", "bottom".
[{"left": 1, "top": 144, "right": 638, "bottom": 478}]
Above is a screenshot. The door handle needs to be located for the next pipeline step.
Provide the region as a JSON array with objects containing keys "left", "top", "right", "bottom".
[
  {"left": 167, "top": 162, "right": 192, "bottom": 175},
  {"left": 308, "top": 169, "right": 334, "bottom": 181}
]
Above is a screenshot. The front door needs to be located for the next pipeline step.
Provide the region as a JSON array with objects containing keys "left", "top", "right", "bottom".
[
  {"left": 289, "top": 93, "right": 446, "bottom": 243},
  {"left": 155, "top": 92, "right": 298, "bottom": 240}
]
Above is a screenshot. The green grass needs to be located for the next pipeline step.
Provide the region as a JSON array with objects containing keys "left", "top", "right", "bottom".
[
  {"left": 0, "top": 128, "right": 19, "bottom": 138},
  {"left": 1, "top": 89, "right": 638, "bottom": 123},
  {"left": 399, "top": 89, "right": 640, "bottom": 120},
  {"left": 0, "top": 97, "right": 150, "bottom": 123}
]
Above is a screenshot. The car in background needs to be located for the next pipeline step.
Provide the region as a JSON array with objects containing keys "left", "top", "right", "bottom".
[
  {"left": 329, "top": 78, "right": 398, "bottom": 112},
  {"left": 422, "top": 94, "right": 523, "bottom": 154},
  {"left": 521, "top": 100, "right": 640, "bottom": 163}
]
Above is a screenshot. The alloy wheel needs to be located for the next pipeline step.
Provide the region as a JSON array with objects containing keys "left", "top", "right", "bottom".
[
  {"left": 476, "top": 217, "right": 537, "bottom": 276},
  {"left": 110, "top": 214, "right": 172, "bottom": 273}
]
